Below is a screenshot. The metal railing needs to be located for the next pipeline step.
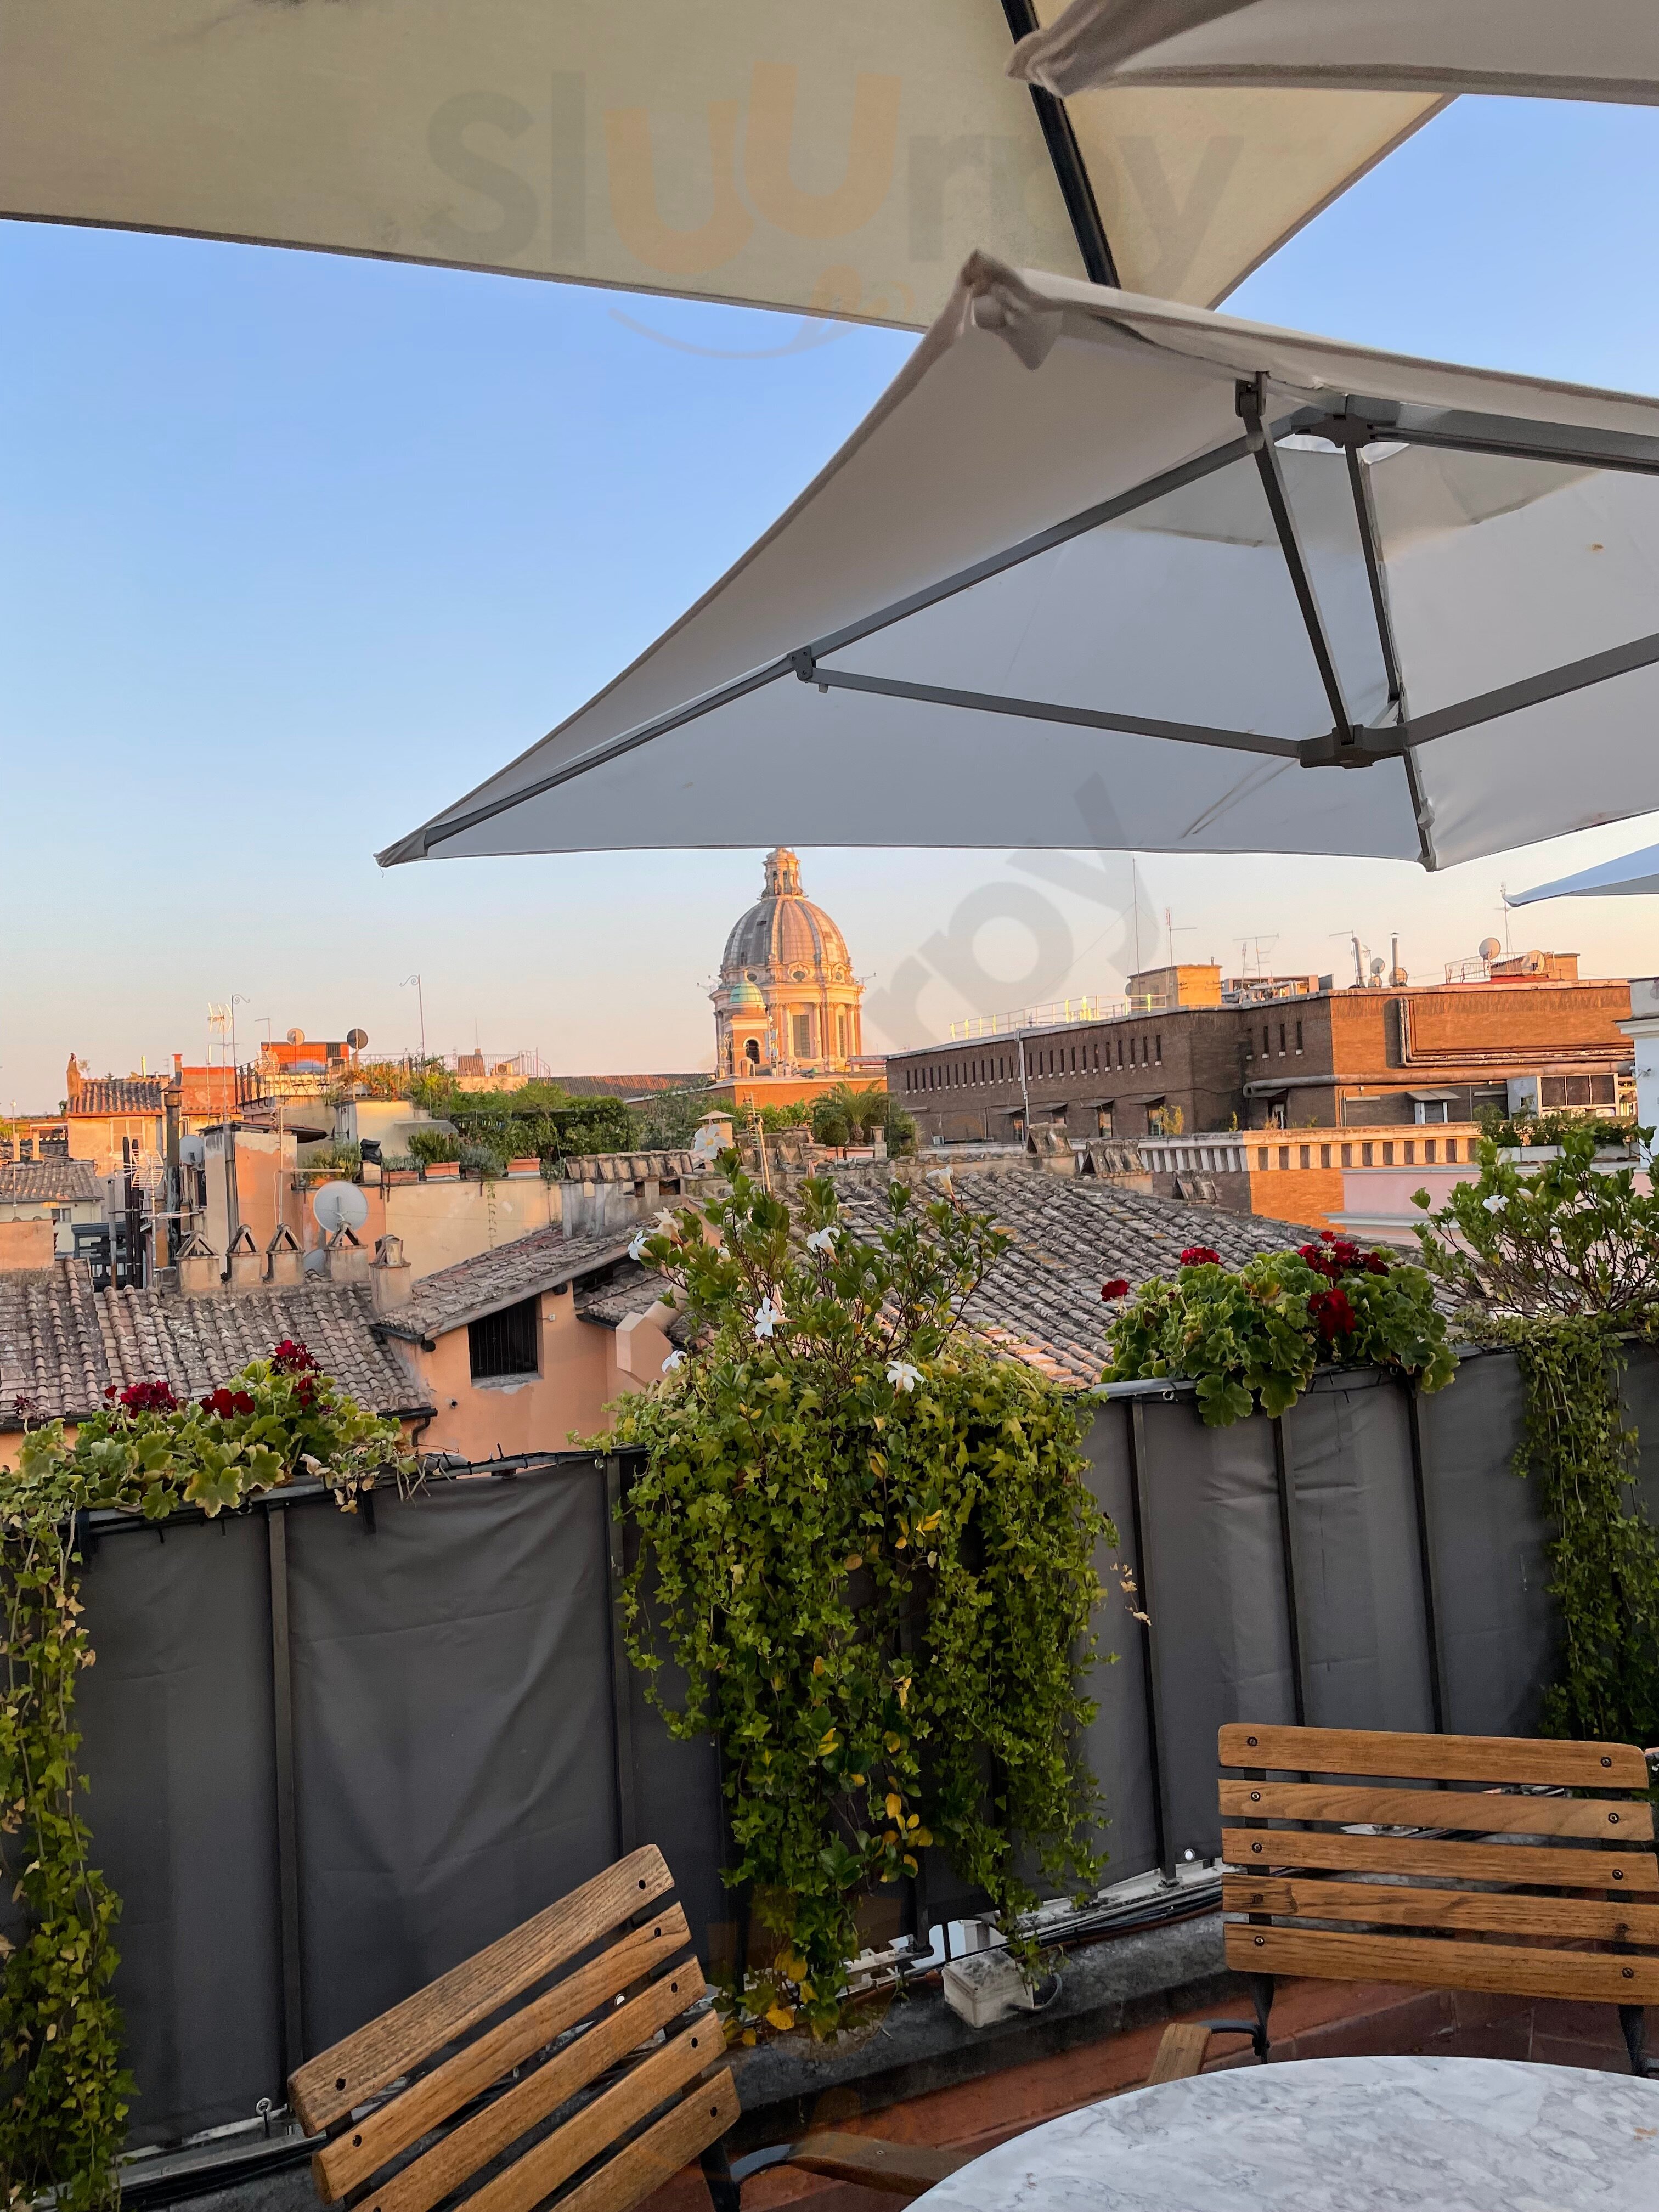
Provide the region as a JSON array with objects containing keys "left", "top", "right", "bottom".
[{"left": 948, "top": 991, "right": 1170, "bottom": 1040}]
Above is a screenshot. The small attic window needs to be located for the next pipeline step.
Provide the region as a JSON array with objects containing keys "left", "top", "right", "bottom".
[{"left": 469, "top": 1296, "right": 539, "bottom": 1381}]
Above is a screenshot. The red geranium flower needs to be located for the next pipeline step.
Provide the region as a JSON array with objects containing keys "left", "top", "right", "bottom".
[
  {"left": 120, "top": 1379, "right": 178, "bottom": 1413},
  {"left": 272, "top": 1339, "right": 319, "bottom": 1374},
  {"left": 1307, "top": 1285, "right": 1358, "bottom": 1342},
  {"left": 1101, "top": 1278, "right": 1131, "bottom": 1301},
  {"left": 1179, "top": 1246, "right": 1221, "bottom": 1267}
]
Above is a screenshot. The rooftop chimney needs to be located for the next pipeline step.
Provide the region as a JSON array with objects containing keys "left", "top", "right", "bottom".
[
  {"left": 176, "top": 1229, "right": 219, "bottom": 1299},
  {"left": 227, "top": 1224, "right": 262, "bottom": 1292},
  {"left": 265, "top": 1223, "right": 304, "bottom": 1289},
  {"left": 371, "top": 1233, "right": 412, "bottom": 1313}
]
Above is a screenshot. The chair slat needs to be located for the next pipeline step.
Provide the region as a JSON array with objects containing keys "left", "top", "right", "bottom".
[
  {"left": 1221, "top": 1825, "right": 1659, "bottom": 1889},
  {"left": 1219, "top": 1778, "right": 1651, "bottom": 1841},
  {"left": 788, "top": 2133, "right": 975, "bottom": 2195},
  {"left": 552, "top": 2070, "right": 740, "bottom": 2212},
  {"left": 1146, "top": 2023, "right": 1212, "bottom": 2084},
  {"left": 1222, "top": 1875, "right": 1659, "bottom": 1944},
  {"left": 292, "top": 1846, "right": 674, "bottom": 2134},
  {"left": 1227, "top": 1923, "right": 1659, "bottom": 2004},
  {"left": 1219, "top": 1724, "right": 1649, "bottom": 1791},
  {"left": 459, "top": 2030, "right": 729, "bottom": 2212},
  {"left": 324, "top": 1939, "right": 703, "bottom": 2211}
]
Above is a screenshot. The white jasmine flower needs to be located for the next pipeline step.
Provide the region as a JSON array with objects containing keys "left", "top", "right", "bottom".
[
  {"left": 653, "top": 1207, "right": 677, "bottom": 1232},
  {"left": 924, "top": 1169, "right": 953, "bottom": 1192},
  {"left": 805, "top": 1225, "right": 839, "bottom": 1254},
  {"left": 661, "top": 1349, "right": 685, "bottom": 1374},
  {"left": 628, "top": 1231, "right": 648, "bottom": 1261},
  {"left": 1482, "top": 1194, "right": 1508, "bottom": 1214},
  {"left": 753, "top": 1295, "right": 782, "bottom": 1341},
  {"left": 887, "top": 1360, "right": 923, "bottom": 1393}
]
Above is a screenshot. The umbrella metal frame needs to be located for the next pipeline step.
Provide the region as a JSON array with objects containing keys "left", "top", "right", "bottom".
[{"left": 411, "top": 384, "right": 1659, "bottom": 867}]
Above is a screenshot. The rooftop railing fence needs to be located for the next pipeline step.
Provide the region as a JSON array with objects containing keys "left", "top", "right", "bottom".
[{"left": 23, "top": 1344, "right": 1648, "bottom": 2179}]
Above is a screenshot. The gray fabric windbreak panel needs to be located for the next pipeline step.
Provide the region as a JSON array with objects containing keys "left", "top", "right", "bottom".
[
  {"left": 1137, "top": 1396, "right": 1296, "bottom": 1860},
  {"left": 617, "top": 1494, "right": 728, "bottom": 1968},
  {"left": 286, "top": 1469, "right": 619, "bottom": 2055},
  {"left": 1280, "top": 1377, "right": 1435, "bottom": 1734},
  {"left": 1076, "top": 1402, "right": 1159, "bottom": 1884},
  {"left": 75, "top": 1515, "right": 283, "bottom": 2146},
  {"left": 1415, "top": 1351, "right": 1556, "bottom": 1736}
]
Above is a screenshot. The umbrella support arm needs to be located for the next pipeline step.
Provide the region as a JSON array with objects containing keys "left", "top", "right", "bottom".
[{"left": 1238, "top": 376, "right": 1357, "bottom": 762}]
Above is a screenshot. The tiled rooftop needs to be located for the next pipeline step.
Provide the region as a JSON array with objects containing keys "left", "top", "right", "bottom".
[
  {"left": 831, "top": 1164, "right": 1324, "bottom": 1388},
  {"left": 574, "top": 1262, "right": 693, "bottom": 1345},
  {"left": 374, "top": 1227, "right": 642, "bottom": 1344},
  {"left": 68, "top": 1077, "right": 167, "bottom": 1116},
  {"left": 0, "top": 1158, "right": 103, "bottom": 1206},
  {"left": 0, "top": 1265, "right": 431, "bottom": 1426}
]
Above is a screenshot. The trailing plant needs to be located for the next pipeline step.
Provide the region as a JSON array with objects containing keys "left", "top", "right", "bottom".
[
  {"left": 1102, "top": 1235, "right": 1455, "bottom": 1426},
  {"left": 0, "top": 1347, "right": 415, "bottom": 2210},
  {"left": 1414, "top": 1125, "right": 1659, "bottom": 1746},
  {"left": 608, "top": 1166, "right": 1108, "bottom": 2039}
]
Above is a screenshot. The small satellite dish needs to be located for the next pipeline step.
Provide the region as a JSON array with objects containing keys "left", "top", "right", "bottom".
[
  {"left": 1369, "top": 955, "right": 1386, "bottom": 977},
  {"left": 346, "top": 1026, "right": 369, "bottom": 1051},
  {"left": 1477, "top": 936, "right": 1503, "bottom": 962},
  {"left": 313, "top": 1180, "right": 370, "bottom": 1234},
  {"left": 286, "top": 1027, "right": 305, "bottom": 1045}
]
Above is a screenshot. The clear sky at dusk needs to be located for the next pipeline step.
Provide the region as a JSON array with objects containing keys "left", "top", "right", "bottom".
[{"left": 5, "top": 95, "right": 1659, "bottom": 1109}]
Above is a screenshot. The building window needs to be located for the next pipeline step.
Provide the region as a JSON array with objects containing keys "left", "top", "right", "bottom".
[
  {"left": 1155, "top": 1034, "right": 1162, "bottom": 1063},
  {"left": 1319, "top": 1144, "right": 1331, "bottom": 1169},
  {"left": 1341, "top": 1144, "right": 1352, "bottom": 1167},
  {"left": 1278, "top": 1146, "right": 1290, "bottom": 1170},
  {"left": 1425, "top": 1138, "right": 1437, "bottom": 1163},
  {"left": 1257, "top": 1147, "right": 1269, "bottom": 1169},
  {"left": 1362, "top": 1142, "right": 1374, "bottom": 1166},
  {"left": 1093, "top": 1043, "right": 1101, "bottom": 1069},
  {"left": 792, "top": 1012, "right": 814, "bottom": 1058},
  {"left": 1279, "top": 1023, "right": 1287, "bottom": 1055},
  {"left": 1097, "top": 1105, "right": 1114, "bottom": 1135},
  {"left": 1446, "top": 1138, "right": 1459, "bottom": 1162},
  {"left": 1404, "top": 1140, "right": 1415, "bottom": 1165},
  {"left": 1383, "top": 1142, "right": 1395, "bottom": 1165},
  {"left": 1295, "top": 1020, "right": 1304, "bottom": 1054},
  {"left": 1414, "top": 1099, "right": 1451, "bottom": 1124},
  {"left": 1263, "top": 1025, "right": 1271, "bottom": 1057},
  {"left": 50, "top": 1206, "right": 72, "bottom": 1225},
  {"left": 469, "top": 1296, "right": 539, "bottom": 1381},
  {"left": 837, "top": 1012, "right": 848, "bottom": 1058},
  {"left": 745, "top": 1038, "right": 760, "bottom": 1066},
  {"left": 1299, "top": 1145, "right": 1311, "bottom": 1169},
  {"left": 1540, "top": 1073, "right": 1617, "bottom": 1109}
]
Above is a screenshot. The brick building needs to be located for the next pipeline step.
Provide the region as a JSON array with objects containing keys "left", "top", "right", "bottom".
[{"left": 888, "top": 956, "right": 1633, "bottom": 1146}]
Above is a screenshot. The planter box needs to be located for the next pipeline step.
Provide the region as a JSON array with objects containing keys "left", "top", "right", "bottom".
[
  {"left": 423, "top": 1160, "right": 460, "bottom": 1181},
  {"left": 507, "top": 1156, "right": 543, "bottom": 1177}
]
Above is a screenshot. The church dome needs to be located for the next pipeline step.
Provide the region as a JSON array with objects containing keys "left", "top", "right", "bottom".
[
  {"left": 721, "top": 848, "right": 851, "bottom": 980},
  {"left": 727, "top": 978, "right": 765, "bottom": 1011}
]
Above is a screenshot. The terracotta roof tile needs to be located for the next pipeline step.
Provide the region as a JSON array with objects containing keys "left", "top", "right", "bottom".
[
  {"left": 0, "top": 1159, "right": 102, "bottom": 1205},
  {"left": 376, "top": 1227, "right": 641, "bottom": 1344},
  {"left": 69, "top": 1079, "right": 166, "bottom": 1116},
  {"left": 0, "top": 1265, "right": 430, "bottom": 1426},
  {"left": 830, "top": 1164, "right": 1322, "bottom": 1389}
]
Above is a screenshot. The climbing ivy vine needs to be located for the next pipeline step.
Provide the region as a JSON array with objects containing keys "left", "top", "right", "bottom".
[
  {"left": 608, "top": 1167, "right": 1109, "bottom": 2040},
  {"left": 1414, "top": 1124, "right": 1659, "bottom": 1747},
  {"left": 1, "top": 1348, "right": 413, "bottom": 2211}
]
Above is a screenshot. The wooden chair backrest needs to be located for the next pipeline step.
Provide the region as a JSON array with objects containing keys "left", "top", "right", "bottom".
[
  {"left": 1218, "top": 1724, "right": 1659, "bottom": 2007},
  {"left": 288, "top": 1846, "right": 735, "bottom": 2212}
]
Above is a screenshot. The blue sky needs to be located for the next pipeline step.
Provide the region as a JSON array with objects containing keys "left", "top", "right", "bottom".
[{"left": 5, "top": 95, "right": 1659, "bottom": 1107}]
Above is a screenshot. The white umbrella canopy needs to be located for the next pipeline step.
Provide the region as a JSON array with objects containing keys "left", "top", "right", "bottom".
[
  {"left": 381, "top": 255, "right": 1659, "bottom": 876},
  {"left": 1513, "top": 844, "right": 1659, "bottom": 904},
  {"left": 1009, "top": 0, "right": 1659, "bottom": 103},
  {"left": 0, "top": 1, "right": 1438, "bottom": 321}
]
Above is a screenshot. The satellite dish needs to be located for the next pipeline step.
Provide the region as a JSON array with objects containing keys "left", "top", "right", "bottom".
[
  {"left": 1478, "top": 937, "right": 1503, "bottom": 962},
  {"left": 346, "top": 1026, "right": 369, "bottom": 1051},
  {"left": 1369, "top": 956, "right": 1386, "bottom": 977},
  {"left": 313, "top": 1180, "right": 370, "bottom": 1234},
  {"left": 286, "top": 1027, "right": 304, "bottom": 1045}
]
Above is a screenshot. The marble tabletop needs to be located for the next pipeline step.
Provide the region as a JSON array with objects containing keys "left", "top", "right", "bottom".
[{"left": 917, "top": 2056, "right": 1659, "bottom": 2212}]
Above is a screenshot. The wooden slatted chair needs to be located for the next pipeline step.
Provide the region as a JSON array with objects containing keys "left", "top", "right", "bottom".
[
  {"left": 289, "top": 1845, "right": 985, "bottom": 2212},
  {"left": 1217, "top": 1723, "right": 1659, "bottom": 2076},
  {"left": 289, "top": 1846, "right": 736, "bottom": 2212}
]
